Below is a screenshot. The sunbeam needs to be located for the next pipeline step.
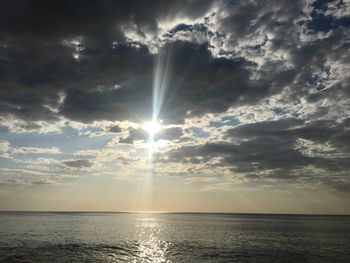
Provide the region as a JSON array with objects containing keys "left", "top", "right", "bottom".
[
  {"left": 136, "top": 48, "right": 173, "bottom": 212},
  {"left": 152, "top": 48, "right": 172, "bottom": 123},
  {"left": 142, "top": 47, "right": 172, "bottom": 158}
]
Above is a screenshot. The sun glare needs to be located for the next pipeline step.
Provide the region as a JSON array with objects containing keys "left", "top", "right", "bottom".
[{"left": 143, "top": 120, "right": 162, "bottom": 136}]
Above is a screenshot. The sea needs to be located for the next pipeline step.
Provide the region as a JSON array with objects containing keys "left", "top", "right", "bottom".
[{"left": 0, "top": 212, "right": 349, "bottom": 262}]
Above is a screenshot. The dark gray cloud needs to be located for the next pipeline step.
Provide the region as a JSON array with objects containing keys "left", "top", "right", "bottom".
[
  {"left": 108, "top": 125, "right": 122, "bottom": 133},
  {"left": 62, "top": 159, "right": 92, "bottom": 168},
  {"left": 0, "top": 0, "right": 213, "bottom": 42},
  {"left": 1, "top": 0, "right": 348, "bottom": 124},
  {"left": 0, "top": 0, "right": 214, "bottom": 122},
  {"left": 0, "top": 0, "right": 349, "bottom": 192},
  {"left": 159, "top": 118, "right": 350, "bottom": 190},
  {"left": 57, "top": 40, "right": 269, "bottom": 123}
]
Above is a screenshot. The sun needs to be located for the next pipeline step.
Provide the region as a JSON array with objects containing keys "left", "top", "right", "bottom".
[{"left": 143, "top": 120, "right": 162, "bottom": 135}]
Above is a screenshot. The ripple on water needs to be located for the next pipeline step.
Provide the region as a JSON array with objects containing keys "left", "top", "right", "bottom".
[{"left": 0, "top": 213, "right": 349, "bottom": 263}]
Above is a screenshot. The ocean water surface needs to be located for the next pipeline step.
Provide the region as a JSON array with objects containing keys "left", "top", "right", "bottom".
[{"left": 0, "top": 212, "right": 349, "bottom": 262}]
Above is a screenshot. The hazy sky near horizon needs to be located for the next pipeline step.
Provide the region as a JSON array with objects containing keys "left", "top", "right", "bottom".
[{"left": 0, "top": 0, "right": 350, "bottom": 213}]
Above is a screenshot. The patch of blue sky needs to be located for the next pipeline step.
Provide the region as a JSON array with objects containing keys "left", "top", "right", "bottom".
[
  {"left": 308, "top": 0, "right": 350, "bottom": 32},
  {"left": 0, "top": 126, "right": 115, "bottom": 155},
  {"left": 272, "top": 107, "right": 299, "bottom": 118},
  {"left": 78, "top": 125, "right": 104, "bottom": 134},
  {"left": 190, "top": 127, "right": 210, "bottom": 139},
  {"left": 209, "top": 116, "right": 240, "bottom": 128}
]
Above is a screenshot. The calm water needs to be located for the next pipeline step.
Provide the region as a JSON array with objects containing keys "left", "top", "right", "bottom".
[{"left": 0, "top": 212, "right": 349, "bottom": 262}]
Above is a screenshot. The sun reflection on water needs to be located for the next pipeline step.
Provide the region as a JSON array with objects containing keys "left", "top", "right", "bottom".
[
  {"left": 103, "top": 217, "right": 171, "bottom": 262},
  {"left": 134, "top": 217, "right": 171, "bottom": 263}
]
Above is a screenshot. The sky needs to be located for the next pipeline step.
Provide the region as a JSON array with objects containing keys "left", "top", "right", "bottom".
[{"left": 0, "top": 0, "right": 349, "bottom": 213}]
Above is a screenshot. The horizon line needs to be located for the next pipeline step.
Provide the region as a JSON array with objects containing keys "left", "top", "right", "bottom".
[{"left": 0, "top": 210, "right": 349, "bottom": 216}]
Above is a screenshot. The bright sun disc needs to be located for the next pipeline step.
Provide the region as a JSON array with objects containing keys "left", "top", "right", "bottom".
[{"left": 143, "top": 120, "right": 162, "bottom": 135}]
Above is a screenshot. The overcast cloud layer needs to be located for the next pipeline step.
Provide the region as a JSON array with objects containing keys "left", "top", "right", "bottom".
[{"left": 0, "top": 0, "right": 349, "bottom": 210}]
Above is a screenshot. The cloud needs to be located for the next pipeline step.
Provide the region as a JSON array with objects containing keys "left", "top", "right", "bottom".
[
  {"left": 0, "top": 0, "right": 349, "bottom": 196},
  {"left": 11, "top": 147, "right": 61, "bottom": 155},
  {"left": 0, "top": 0, "right": 214, "bottom": 123},
  {"left": 108, "top": 125, "right": 122, "bottom": 133},
  {"left": 159, "top": 117, "right": 350, "bottom": 191},
  {"left": 0, "top": 140, "right": 61, "bottom": 158},
  {"left": 120, "top": 126, "right": 183, "bottom": 144},
  {"left": 62, "top": 159, "right": 92, "bottom": 168},
  {"left": 0, "top": 0, "right": 348, "bottom": 127},
  {"left": 0, "top": 140, "right": 11, "bottom": 158},
  {"left": 0, "top": 167, "right": 77, "bottom": 186}
]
